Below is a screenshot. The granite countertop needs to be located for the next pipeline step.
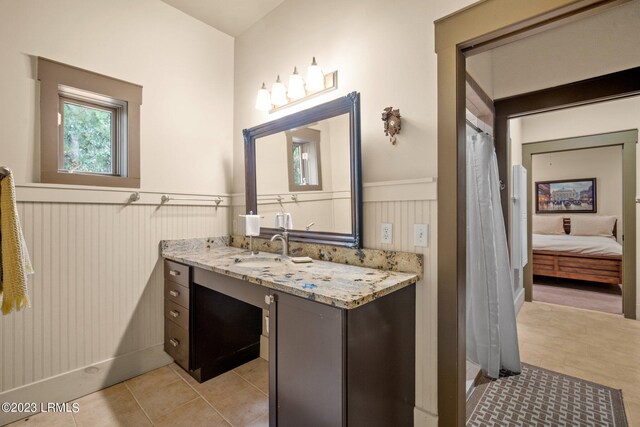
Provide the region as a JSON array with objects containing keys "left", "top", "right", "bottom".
[{"left": 161, "top": 238, "right": 419, "bottom": 309}]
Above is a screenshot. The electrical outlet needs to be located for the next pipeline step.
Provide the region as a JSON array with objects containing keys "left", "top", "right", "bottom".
[
  {"left": 414, "top": 224, "right": 428, "bottom": 247},
  {"left": 381, "top": 223, "right": 393, "bottom": 244}
]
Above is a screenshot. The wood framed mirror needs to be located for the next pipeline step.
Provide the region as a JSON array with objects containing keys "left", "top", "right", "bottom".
[{"left": 243, "top": 92, "right": 362, "bottom": 248}]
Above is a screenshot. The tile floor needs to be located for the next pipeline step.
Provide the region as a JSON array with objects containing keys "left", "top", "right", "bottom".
[
  {"left": 10, "top": 303, "right": 640, "bottom": 426},
  {"left": 7, "top": 358, "right": 269, "bottom": 427},
  {"left": 518, "top": 301, "right": 640, "bottom": 426}
]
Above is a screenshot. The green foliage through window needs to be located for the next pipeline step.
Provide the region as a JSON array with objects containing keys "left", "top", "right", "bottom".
[
  {"left": 63, "top": 102, "right": 113, "bottom": 174},
  {"left": 292, "top": 144, "right": 302, "bottom": 185}
]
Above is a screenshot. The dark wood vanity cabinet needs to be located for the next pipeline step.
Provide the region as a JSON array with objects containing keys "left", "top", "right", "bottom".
[
  {"left": 163, "top": 260, "right": 191, "bottom": 371},
  {"left": 164, "top": 260, "right": 416, "bottom": 426},
  {"left": 269, "top": 287, "right": 415, "bottom": 427},
  {"left": 269, "top": 291, "right": 344, "bottom": 426}
]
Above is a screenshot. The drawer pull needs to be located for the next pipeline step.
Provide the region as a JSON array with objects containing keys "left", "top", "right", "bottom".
[
  {"left": 169, "top": 270, "right": 181, "bottom": 276},
  {"left": 169, "top": 338, "right": 180, "bottom": 347},
  {"left": 169, "top": 290, "right": 180, "bottom": 297},
  {"left": 169, "top": 310, "right": 180, "bottom": 318}
]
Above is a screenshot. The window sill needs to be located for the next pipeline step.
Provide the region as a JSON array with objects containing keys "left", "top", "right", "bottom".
[{"left": 41, "top": 171, "right": 140, "bottom": 189}]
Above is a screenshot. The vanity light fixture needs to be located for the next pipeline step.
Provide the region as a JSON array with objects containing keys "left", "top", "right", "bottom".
[
  {"left": 271, "top": 75, "right": 288, "bottom": 107},
  {"left": 255, "top": 83, "right": 271, "bottom": 111},
  {"left": 306, "top": 57, "right": 325, "bottom": 92},
  {"left": 287, "top": 67, "right": 306, "bottom": 100},
  {"left": 254, "top": 57, "right": 338, "bottom": 113}
]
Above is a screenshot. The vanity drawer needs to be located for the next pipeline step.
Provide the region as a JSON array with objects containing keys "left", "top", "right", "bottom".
[
  {"left": 164, "top": 260, "right": 189, "bottom": 287},
  {"left": 164, "top": 280, "right": 189, "bottom": 309},
  {"left": 165, "top": 319, "right": 189, "bottom": 369},
  {"left": 165, "top": 299, "right": 189, "bottom": 330}
]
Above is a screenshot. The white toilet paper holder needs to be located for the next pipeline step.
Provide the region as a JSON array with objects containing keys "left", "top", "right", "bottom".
[{"left": 240, "top": 212, "right": 264, "bottom": 255}]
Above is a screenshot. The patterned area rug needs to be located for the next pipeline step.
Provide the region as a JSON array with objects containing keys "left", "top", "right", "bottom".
[{"left": 467, "top": 364, "right": 628, "bottom": 426}]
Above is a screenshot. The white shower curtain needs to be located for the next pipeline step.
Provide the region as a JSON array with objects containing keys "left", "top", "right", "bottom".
[{"left": 466, "top": 130, "right": 521, "bottom": 379}]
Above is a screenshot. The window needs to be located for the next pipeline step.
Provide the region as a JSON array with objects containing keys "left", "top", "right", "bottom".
[
  {"left": 286, "top": 127, "right": 322, "bottom": 192},
  {"left": 38, "top": 58, "right": 142, "bottom": 187},
  {"left": 59, "top": 86, "right": 127, "bottom": 176},
  {"left": 291, "top": 140, "right": 319, "bottom": 186}
]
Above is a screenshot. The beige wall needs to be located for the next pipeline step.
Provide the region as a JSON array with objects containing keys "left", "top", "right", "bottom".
[
  {"left": 0, "top": 0, "right": 234, "bottom": 194},
  {"left": 532, "top": 147, "right": 623, "bottom": 242},
  {"left": 0, "top": 0, "right": 234, "bottom": 410},
  {"left": 466, "top": 50, "right": 494, "bottom": 99},
  {"left": 233, "top": 0, "right": 476, "bottom": 423},
  {"left": 472, "top": 1, "right": 640, "bottom": 100},
  {"left": 233, "top": 0, "right": 476, "bottom": 192}
]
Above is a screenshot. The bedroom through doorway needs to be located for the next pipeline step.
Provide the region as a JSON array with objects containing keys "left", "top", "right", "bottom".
[
  {"left": 515, "top": 102, "right": 639, "bottom": 317},
  {"left": 529, "top": 143, "right": 623, "bottom": 314}
]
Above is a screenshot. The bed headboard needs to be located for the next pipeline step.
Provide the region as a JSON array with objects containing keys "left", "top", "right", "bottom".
[{"left": 563, "top": 217, "right": 617, "bottom": 239}]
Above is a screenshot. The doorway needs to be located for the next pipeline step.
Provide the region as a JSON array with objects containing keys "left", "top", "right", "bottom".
[
  {"left": 520, "top": 129, "right": 637, "bottom": 316},
  {"left": 434, "top": 1, "right": 640, "bottom": 425}
]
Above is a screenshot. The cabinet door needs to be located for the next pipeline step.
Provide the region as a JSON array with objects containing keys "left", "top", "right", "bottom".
[{"left": 270, "top": 292, "right": 344, "bottom": 427}]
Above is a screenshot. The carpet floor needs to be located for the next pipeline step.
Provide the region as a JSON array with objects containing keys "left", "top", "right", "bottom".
[
  {"left": 533, "top": 276, "right": 622, "bottom": 315},
  {"left": 467, "top": 364, "right": 628, "bottom": 426}
]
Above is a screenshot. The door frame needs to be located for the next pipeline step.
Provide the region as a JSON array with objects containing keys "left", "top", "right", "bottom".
[
  {"left": 434, "top": 1, "right": 633, "bottom": 425},
  {"left": 522, "top": 130, "right": 637, "bottom": 318}
]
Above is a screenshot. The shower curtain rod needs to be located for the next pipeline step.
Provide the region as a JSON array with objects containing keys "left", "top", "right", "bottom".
[{"left": 465, "top": 119, "right": 484, "bottom": 134}]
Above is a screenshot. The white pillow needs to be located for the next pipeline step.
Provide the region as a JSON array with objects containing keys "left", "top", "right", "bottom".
[
  {"left": 532, "top": 216, "right": 565, "bottom": 235},
  {"left": 570, "top": 215, "right": 617, "bottom": 238}
]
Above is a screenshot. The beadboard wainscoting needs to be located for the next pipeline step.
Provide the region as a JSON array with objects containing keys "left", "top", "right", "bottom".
[
  {"left": 0, "top": 200, "right": 229, "bottom": 424},
  {"left": 364, "top": 198, "right": 438, "bottom": 423},
  {"left": 232, "top": 178, "right": 439, "bottom": 423}
]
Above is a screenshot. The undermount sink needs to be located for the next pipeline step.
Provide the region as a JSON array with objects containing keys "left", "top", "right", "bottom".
[{"left": 232, "top": 256, "right": 288, "bottom": 269}]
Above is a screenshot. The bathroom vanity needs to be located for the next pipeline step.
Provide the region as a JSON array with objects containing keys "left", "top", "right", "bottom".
[
  {"left": 161, "top": 91, "right": 418, "bottom": 425},
  {"left": 162, "top": 239, "right": 418, "bottom": 426}
]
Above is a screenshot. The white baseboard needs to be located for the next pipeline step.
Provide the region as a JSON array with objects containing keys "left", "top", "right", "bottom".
[
  {"left": 514, "top": 287, "right": 525, "bottom": 315},
  {"left": 414, "top": 406, "right": 438, "bottom": 427},
  {"left": 0, "top": 344, "right": 172, "bottom": 425}
]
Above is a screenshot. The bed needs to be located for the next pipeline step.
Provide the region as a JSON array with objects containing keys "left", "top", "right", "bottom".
[{"left": 532, "top": 218, "right": 622, "bottom": 285}]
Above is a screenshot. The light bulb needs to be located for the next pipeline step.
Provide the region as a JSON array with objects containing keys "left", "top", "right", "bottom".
[
  {"left": 287, "top": 67, "right": 306, "bottom": 100},
  {"left": 306, "top": 57, "right": 325, "bottom": 92},
  {"left": 255, "top": 82, "right": 272, "bottom": 111},
  {"left": 271, "top": 75, "right": 288, "bottom": 107}
]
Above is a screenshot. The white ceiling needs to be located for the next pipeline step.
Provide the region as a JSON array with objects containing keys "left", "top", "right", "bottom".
[{"left": 160, "top": 0, "right": 285, "bottom": 37}]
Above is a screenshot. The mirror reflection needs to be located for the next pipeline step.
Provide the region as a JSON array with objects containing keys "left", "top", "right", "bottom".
[
  {"left": 288, "top": 127, "right": 321, "bottom": 190},
  {"left": 256, "top": 113, "right": 351, "bottom": 234}
]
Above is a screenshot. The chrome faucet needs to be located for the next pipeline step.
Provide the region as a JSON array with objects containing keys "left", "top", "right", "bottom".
[{"left": 270, "top": 228, "right": 289, "bottom": 257}]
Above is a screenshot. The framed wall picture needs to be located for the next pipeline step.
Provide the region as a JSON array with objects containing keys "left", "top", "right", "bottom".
[{"left": 535, "top": 178, "right": 597, "bottom": 214}]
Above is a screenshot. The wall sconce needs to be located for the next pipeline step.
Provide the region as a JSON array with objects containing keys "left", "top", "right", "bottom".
[
  {"left": 271, "top": 75, "right": 288, "bottom": 107},
  {"left": 254, "top": 57, "right": 338, "bottom": 113},
  {"left": 287, "top": 67, "right": 306, "bottom": 100},
  {"left": 255, "top": 83, "right": 271, "bottom": 111},
  {"left": 306, "top": 57, "right": 325, "bottom": 92}
]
